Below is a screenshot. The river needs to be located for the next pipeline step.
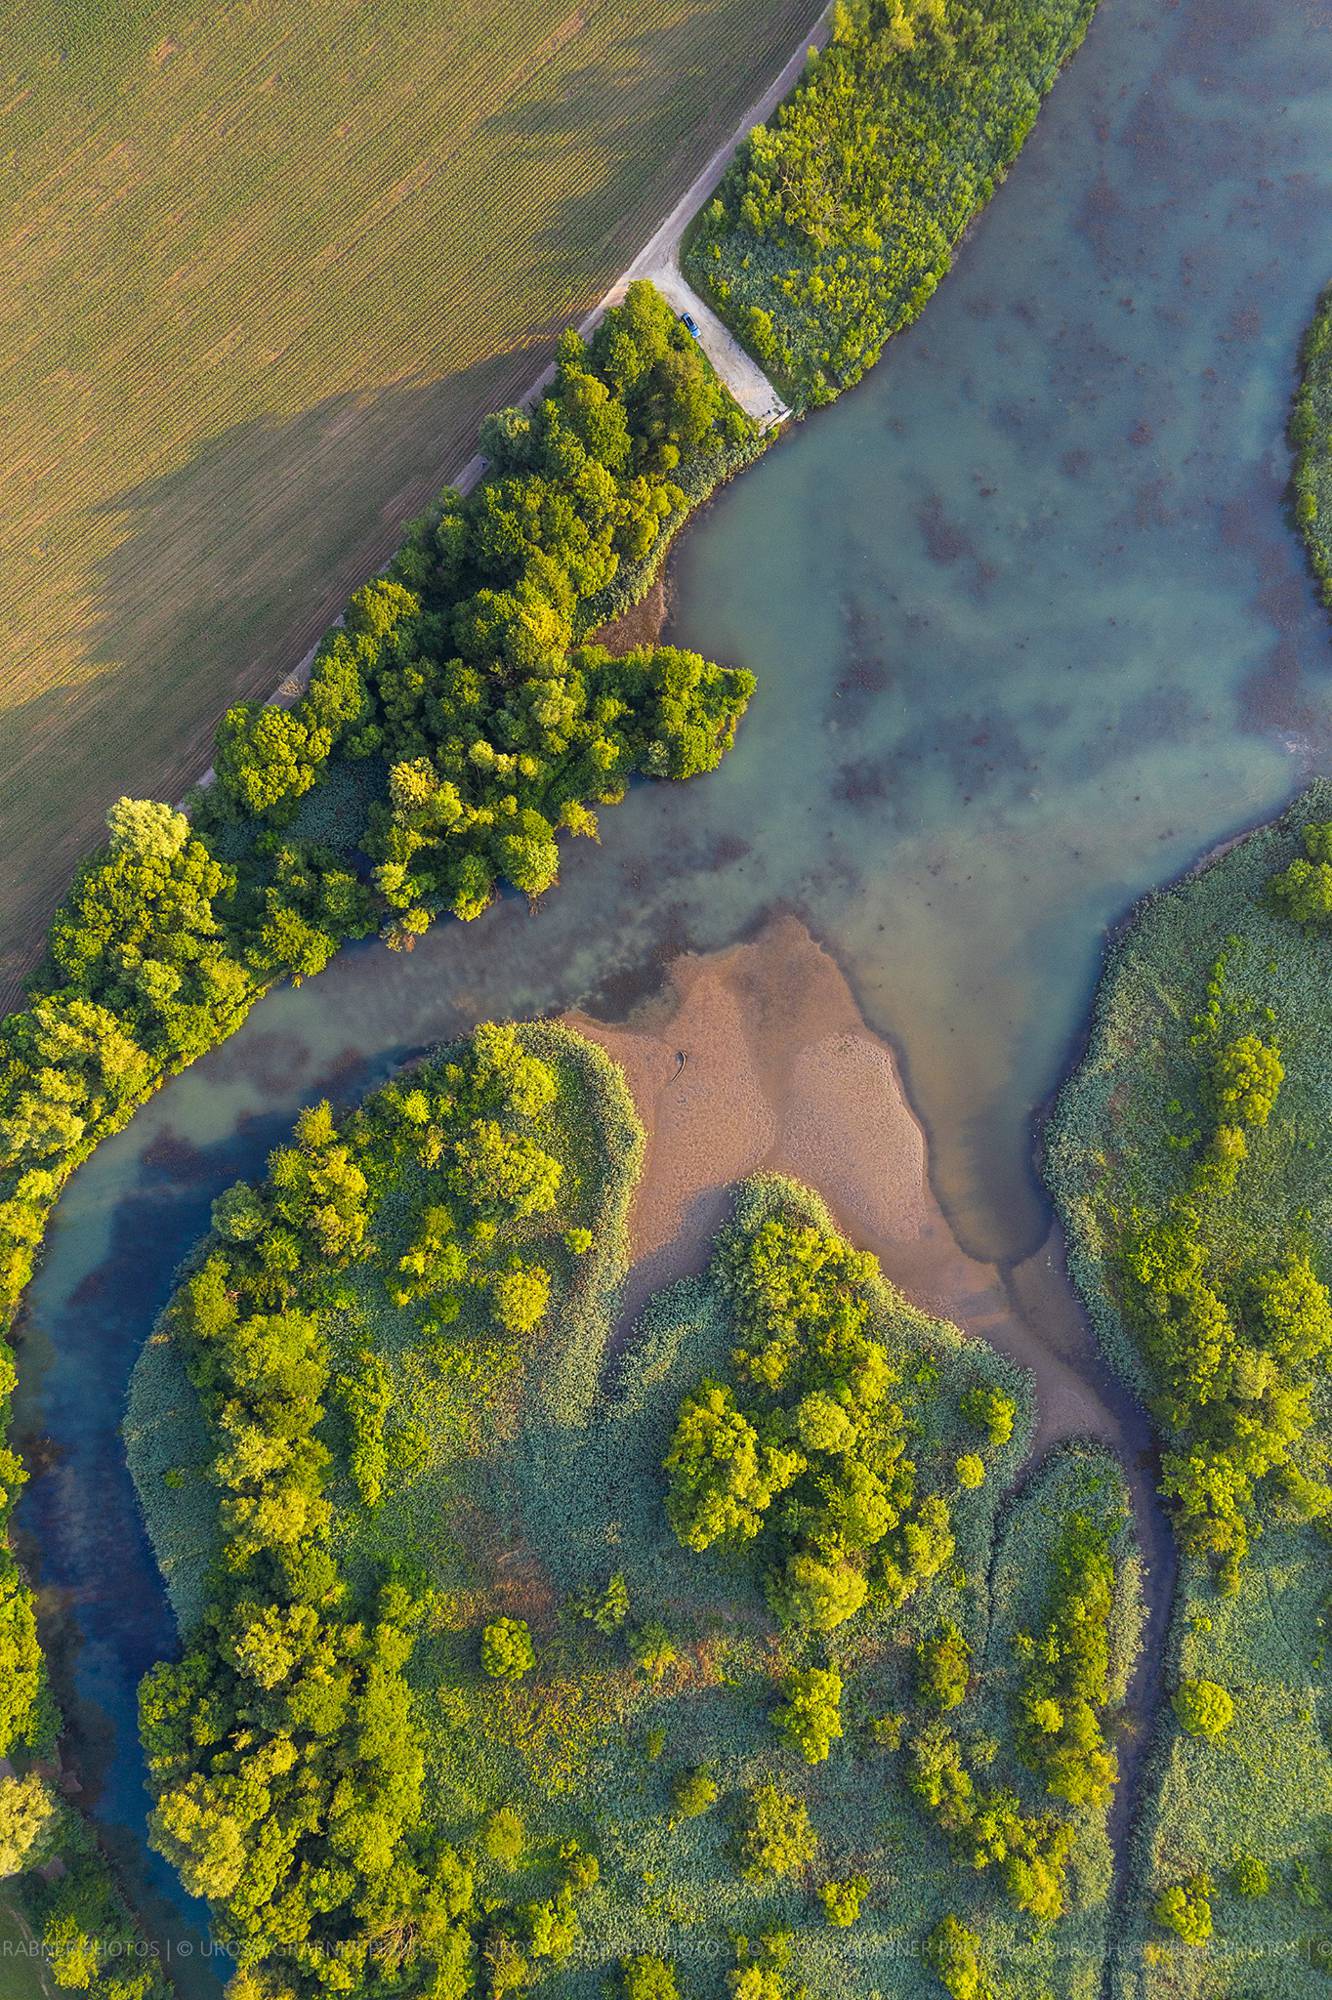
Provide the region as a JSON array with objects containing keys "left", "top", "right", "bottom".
[{"left": 11, "top": 0, "right": 1332, "bottom": 1974}]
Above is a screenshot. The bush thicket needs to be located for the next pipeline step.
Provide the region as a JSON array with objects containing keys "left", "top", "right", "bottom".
[{"left": 684, "top": 0, "right": 1097, "bottom": 406}]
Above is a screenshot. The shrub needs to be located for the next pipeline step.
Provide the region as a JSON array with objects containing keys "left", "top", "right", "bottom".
[
  {"left": 582, "top": 1571, "right": 630, "bottom": 1635},
  {"left": 481, "top": 1617, "right": 536, "bottom": 1680},
  {"left": 1233, "top": 1852, "right": 1270, "bottom": 1897},
  {"left": 772, "top": 1666, "right": 843, "bottom": 1765},
  {"left": 924, "top": 1915, "right": 992, "bottom": 2000},
  {"left": 623, "top": 1956, "right": 681, "bottom": 2000},
  {"left": 1173, "top": 1678, "right": 1234, "bottom": 1740},
  {"left": 739, "top": 1783, "right": 818, "bottom": 1881},
  {"left": 671, "top": 1766, "right": 719, "bottom": 1823},
  {"left": 1154, "top": 1874, "right": 1213, "bottom": 1946},
  {"left": 483, "top": 1807, "right": 527, "bottom": 1868},
  {"left": 916, "top": 1620, "right": 970, "bottom": 1711},
  {"left": 629, "top": 1620, "right": 679, "bottom": 1683},
  {"left": 818, "top": 1874, "right": 868, "bottom": 1927}
]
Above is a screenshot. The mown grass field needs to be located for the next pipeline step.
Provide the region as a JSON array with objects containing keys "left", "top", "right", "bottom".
[
  {"left": 1047, "top": 784, "right": 1332, "bottom": 1999},
  {"left": 0, "top": 0, "right": 820, "bottom": 1006}
]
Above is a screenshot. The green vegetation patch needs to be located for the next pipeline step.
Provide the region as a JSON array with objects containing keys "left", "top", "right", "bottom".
[
  {"left": 684, "top": 0, "right": 1098, "bottom": 407},
  {"left": 1047, "top": 780, "right": 1332, "bottom": 1999},
  {"left": 1289, "top": 285, "right": 1332, "bottom": 611},
  {"left": 130, "top": 1026, "right": 1141, "bottom": 2000}
]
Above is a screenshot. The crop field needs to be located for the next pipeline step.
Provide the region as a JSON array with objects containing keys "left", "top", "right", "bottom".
[{"left": 0, "top": 0, "right": 820, "bottom": 1006}]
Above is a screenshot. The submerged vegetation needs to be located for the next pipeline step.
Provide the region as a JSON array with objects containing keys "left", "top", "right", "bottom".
[
  {"left": 127, "top": 1028, "right": 1140, "bottom": 1998},
  {"left": 1048, "top": 780, "right": 1332, "bottom": 1996},
  {"left": 685, "top": 0, "right": 1098, "bottom": 406}
]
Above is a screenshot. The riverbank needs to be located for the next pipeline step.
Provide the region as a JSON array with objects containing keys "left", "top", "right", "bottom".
[
  {"left": 12, "top": 0, "right": 1332, "bottom": 1981},
  {"left": 1047, "top": 784, "right": 1332, "bottom": 1999},
  {"left": 566, "top": 916, "right": 1177, "bottom": 1883}
]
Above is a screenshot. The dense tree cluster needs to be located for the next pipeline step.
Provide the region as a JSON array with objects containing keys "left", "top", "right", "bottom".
[
  {"left": 1119, "top": 1018, "right": 1332, "bottom": 1584},
  {"left": 206, "top": 283, "right": 754, "bottom": 938},
  {"left": 906, "top": 1719, "right": 1075, "bottom": 1922},
  {"left": 137, "top": 1027, "right": 599, "bottom": 1996},
  {"left": 685, "top": 0, "right": 1096, "bottom": 404},
  {"left": 664, "top": 1213, "right": 966, "bottom": 1632},
  {"left": 24, "top": 1816, "right": 175, "bottom": 2000},
  {"left": 1013, "top": 1512, "right": 1118, "bottom": 1810},
  {"left": 0, "top": 288, "right": 743, "bottom": 2000},
  {"left": 1270, "top": 819, "right": 1332, "bottom": 926}
]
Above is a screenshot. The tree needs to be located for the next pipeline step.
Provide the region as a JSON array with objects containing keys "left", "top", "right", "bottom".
[
  {"left": 481, "top": 1618, "right": 535, "bottom": 1681},
  {"left": 924, "top": 1916, "right": 992, "bottom": 2000},
  {"left": 491, "top": 1261, "right": 551, "bottom": 1335},
  {"left": 622, "top": 1955, "right": 681, "bottom": 2000},
  {"left": 739, "top": 1782, "right": 817, "bottom": 1880},
  {"left": 916, "top": 1621, "right": 970, "bottom": 1711},
  {"left": 767, "top": 1551, "right": 866, "bottom": 1633},
  {"left": 1154, "top": 1874, "right": 1213, "bottom": 1945},
  {"left": 0, "top": 1774, "right": 59, "bottom": 1878},
  {"left": 1271, "top": 823, "right": 1332, "bottom": 923},
  {"left": 955, "top": 1453, "right": 985, "bottom": 1490},
  {"left": 215, "top": 702, "right": 325, "bottom": 820},
  {"left": 1173, "top": 1678, "right": 1233, "bottom": 1740},
  {"left": 772, "top": 1666, "right": 843, "bottom": 1764},
  {"left": 664, "top": 1380, "right": 804, "bottom": 1551},
  {"left": 959, "top": 1384, "right": 1016, "bottom": 1447},
  {"left": 1213, "top": 1033, "right": 1282, "bottom": 1128},
  {"left": 671, "top": 1766, "right": 718, "bottom": 1823},
  {"left": 818, "top": 1874, "right": 868, "bottom": 1927}
]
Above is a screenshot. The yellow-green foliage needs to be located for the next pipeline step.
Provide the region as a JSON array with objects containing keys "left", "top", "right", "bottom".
[
  {"left": 684, "top": 0, "right": 1096, "bottom": 405},
  {"left": 1288, "top": 286, "right": 1332, "bottom": 611}
]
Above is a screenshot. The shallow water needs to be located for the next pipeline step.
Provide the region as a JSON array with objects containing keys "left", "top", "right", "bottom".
[{"left": 13, "top": 0, "right": 1332, "bottom": 1955}]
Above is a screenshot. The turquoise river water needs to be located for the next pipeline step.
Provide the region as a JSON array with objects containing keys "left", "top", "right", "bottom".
[{"left": 11, "top": 0, "right": 1332, "bottom": 1973}]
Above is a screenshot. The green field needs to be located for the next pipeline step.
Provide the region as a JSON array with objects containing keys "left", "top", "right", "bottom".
[
  {"left": 1047, "top": 784, "right": 1332, "bottom": 1999},
  {"left": 0, "top": 0, "right": 819, "bottom": 1005}
]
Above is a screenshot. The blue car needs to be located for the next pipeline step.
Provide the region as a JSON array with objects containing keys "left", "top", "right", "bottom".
[{"left": 679, "top": 311, "right": 701, "bottom": 340}]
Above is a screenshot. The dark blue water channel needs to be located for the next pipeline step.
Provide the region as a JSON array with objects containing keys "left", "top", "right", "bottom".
[{"left": 12, "top": 0, "right": 1332, "bottom": 1969}]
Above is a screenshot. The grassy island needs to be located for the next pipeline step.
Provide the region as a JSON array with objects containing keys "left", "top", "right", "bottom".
[
  {"left": 1048, "top": 782, "right": 1332, "bottom": 1998},
  {"left": 129, "top": 1023, "right": 1140, "bottom": 2000},
  {"left": 1290, "top": 287, "right": 1332, "bottom": 612},
  {"left": 684, "top": 0, "right": 1098, "bottom": 407}
]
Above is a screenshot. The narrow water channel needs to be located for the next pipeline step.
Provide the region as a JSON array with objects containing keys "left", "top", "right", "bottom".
[{"left": 12, "top": 0, "right": 1332, "bottom": 1965}]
